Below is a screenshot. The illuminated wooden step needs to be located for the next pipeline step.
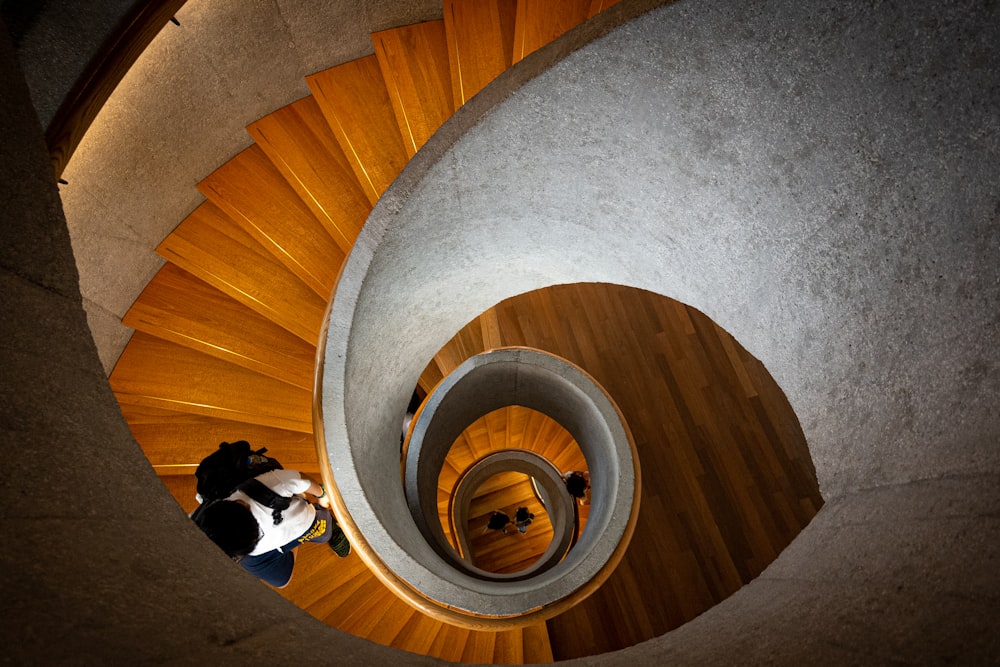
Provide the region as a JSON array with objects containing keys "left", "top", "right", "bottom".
[
  {"left": 443, "top": 0, "right": 517, "bottom": 105},
  {"left": 307, "top": 55, "right": 409, "bottom": 206},
  {"left": 121, "top": 404, "right": 320, "bottom": 474},
  {"left": 428, "top": 624, "right": 472, "bottom": 663},
  {"left": 282, "top": 541, "right": 553, "bottom": 664},
  {"left": 365, "top": 594, "right": 421, "bottom": 647},
  {"left": 110, "top": 333, "right": 313, "bottom": 432},
  {"left": 247, "top": 95, "right": 371, "bottom": 256},
  {"left": 513, "top": 0, "right": 592, "bottom": 63},
  {"left": 123, "top": 263, "right": 316, "bottom": 390},
  {"left": 157, "top": 200, "right": 327, "bottom": 344},
  {"left": 198, "top": 143, "right": 346, "bottom": 298},
  {"left": 523, "top": 622, "right": 554, "bottom": 663},
  {"left": 373, "top": 19, "right": 455, "bottom": 158}
]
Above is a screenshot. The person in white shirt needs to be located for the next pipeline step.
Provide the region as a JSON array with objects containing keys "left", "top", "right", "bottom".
[{"left": 195, "top": 469, "right": 350, "bottom": 587}]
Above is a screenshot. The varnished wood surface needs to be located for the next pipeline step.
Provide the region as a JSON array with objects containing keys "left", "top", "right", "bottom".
[
  {"left": 443, "top": 0, "right": 517, "bottom": 105},
  {"left": 278, "top": 540, "right": 554, "bottom": 663},
  {"left": 156, "top": 201, "right": 328, "bottom": 344},
  {"left": 197, "top": 144, "right": 345, "bottom": 298},
  {"left": 123, "top": 263, "right": 317, "bottom": 390},
  {"left": 307, "top": 56, "right": 410, "bottom": 206},
  {"left": 247, "top": 96, "right": 371, "bottom": 255},
  {"left": 512, "top": 0, "right": 592, "bottom": 63},
  {"left": 373, "top": 20, "right": 456, "bottom": 157},
  {"left": 436, "top": 406, "right": 587, "bottom": 551},
  {"left": 122, "top": 404, "right": 321, "bottom": 475},
  {"left": 111, "top": 332, "right": 314, "bottom": 432},
  {"left": 465, "top": 472, "right": 554, "bottom": 574},
  {"left": 485, "top": 284, "right": 823, "bottom": 658}
]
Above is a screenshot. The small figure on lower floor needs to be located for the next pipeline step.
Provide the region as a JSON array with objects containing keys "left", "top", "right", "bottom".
[
  {"left": 514, "top": 506, "right": 534, "bottom": 534},
  {"left": 486, "top": 510, "right": 512, "bottom": 534},
  {"left": 563, "top": 470, "right": 590, "bottom": 505}
]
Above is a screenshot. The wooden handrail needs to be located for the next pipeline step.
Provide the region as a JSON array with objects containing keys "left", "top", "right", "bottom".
[{"left": 46, "top": 0, "right": 187, "bottom": 178}]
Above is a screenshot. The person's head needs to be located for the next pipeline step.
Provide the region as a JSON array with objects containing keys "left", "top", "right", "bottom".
[
  {"left": 565, "top": 471, "right": 588, "bottom": 498},
  {"left": 194, "top": 500, "right": 260, "bottom": 558}
]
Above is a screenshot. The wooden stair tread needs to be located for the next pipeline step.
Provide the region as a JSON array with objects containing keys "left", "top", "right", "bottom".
[
  {"left": 523, "top": 621, "right": 555, "bottom": 663},
  {"left": 512, "top": 0, "right": 592, "bottom": 64},
  {"left": 372, "top": 19, "right": 455, "bottom": 158},
  {"left": 307, "top": 55, "right": 409, "bottom": 206},
  {"left": 443, "top": 0, "right": 517, "bottom": 105},
  {"left": 491, "top": 626, "right": 525, "bottom": 665},
  {"left": 110, "top": 332, "right": 314, "bottom": 432},
  {"left": 460, "top": 629, "right": 498, "bottom": 663},
  {"left": 123, "top": 263, "right": 316, "bottom": 390},
  {"left": 364, "top": 596, "right": 420, "bottom": 646},
  {"left": 121, "top": 404, "right": 319, "bottom": 473},
  {"left": 389, "top": 611, "right": 442, "bottom": 655},
  {"left": 157, "top": 201, "right": 327, "bottom": 344},
  {"left": 247, "top": 95, "right": 371, "bottom": 256},
  {"left": 428, "top": 624, "right": 472, "bottom": 663},
  {"left": 198, "top": 143, "right": 346, "bottom": 297}
]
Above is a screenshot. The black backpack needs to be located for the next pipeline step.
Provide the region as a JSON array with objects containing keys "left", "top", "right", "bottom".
[{"left": 190, "top": 441, "right": 289, "bottom": 525}]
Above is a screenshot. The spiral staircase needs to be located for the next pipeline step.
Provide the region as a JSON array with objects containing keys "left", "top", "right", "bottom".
[{"left": 107, "top": 0, "right": 822, "bottom": 662}]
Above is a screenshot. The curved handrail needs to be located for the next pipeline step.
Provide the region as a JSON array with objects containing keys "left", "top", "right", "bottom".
[{"left": 46, "top": 0, "right": 187, "bottom": 177}]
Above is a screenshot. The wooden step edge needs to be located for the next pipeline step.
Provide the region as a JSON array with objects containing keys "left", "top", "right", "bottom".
[{"left": 112, "top": 391, "right": 314, "bottom": 434}]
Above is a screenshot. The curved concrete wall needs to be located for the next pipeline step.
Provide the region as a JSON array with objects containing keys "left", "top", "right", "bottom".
[
  {"left": 3, "top": 0, "right": 998, "bottom": 664},
  {"left": 327, "top": 0, "right": 999, "bottom": 661}
]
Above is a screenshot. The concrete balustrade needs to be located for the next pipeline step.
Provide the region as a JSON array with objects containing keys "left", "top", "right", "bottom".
[{"left": 403, "top": 349, "right": 634, "bottom": 592}]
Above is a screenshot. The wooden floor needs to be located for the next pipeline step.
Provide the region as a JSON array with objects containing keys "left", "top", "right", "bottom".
[
  {"left": 108, "top": 0, "right": 822, "bottom": 662},
  {"left": 429, "top": 283, "right": 824, "bottom": 658}
]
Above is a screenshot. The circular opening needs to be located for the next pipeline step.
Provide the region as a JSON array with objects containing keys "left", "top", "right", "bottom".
[
  {"left": 399, "top": 347, "right": 639, "bottom": 611},
  {"left": 435, "top": 406, "right": 590, "bottom": 569},
  {"left": 464, "top": 471, "right": 550, "bottom": 574}
]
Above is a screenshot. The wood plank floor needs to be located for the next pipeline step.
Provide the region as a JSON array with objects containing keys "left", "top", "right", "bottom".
[{"left": 420, "top": 282, "right": 822, "bottom": 658}]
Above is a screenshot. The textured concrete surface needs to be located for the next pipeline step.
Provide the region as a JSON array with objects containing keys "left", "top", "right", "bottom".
[
  {"left": 3, "top": 0, "right": 999, "bottom": 664},
  {"left": 4, "top": 0, "right": 137, "bottom": 129},
  {"left": 335, "top": 0, "right": 1000, "bottom": 498}
]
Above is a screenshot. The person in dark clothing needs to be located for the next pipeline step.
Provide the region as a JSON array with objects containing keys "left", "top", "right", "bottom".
[
  {"left": 563, "top": 470, "right": 590, "bottom": 505},
  {"left": 486, "top": 510, "right": 511, "bottom": 534},
  {"left": 514, "top": 506, "right": 534, "bottom": 534}
]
